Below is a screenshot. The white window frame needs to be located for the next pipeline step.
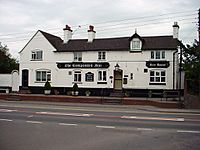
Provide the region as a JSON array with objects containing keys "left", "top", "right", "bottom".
[
  {"left": 150, "top": 70, "right": 166, "bottom": 84},
  {"left": 35, "top": 70, "right": 51, "bottom": 82},
  {"left": 130, "top": 39, "right": 142, "bottom": 50},
  {"left": 98, "top": 51, "right": 106, "bottom": 61},
  {"left": 74, "top": 52, "right": 82, "bottom": 62},
  {"left": 151, "top": 51, "right": 165, "bottom": 60},
  {"left": 31, "top": 50, "right": 43, "bottom": 61},
  {"left": 98, "top": 70, "right": 107, "bottom": 82},
  {"left": 74, "top": 71, "right": 82, "bottom": 83}
]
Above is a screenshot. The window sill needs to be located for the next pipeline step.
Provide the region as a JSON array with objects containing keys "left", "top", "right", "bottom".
[
  {"left": 31, "top": 59, "right": 43, "bottom": 61},
  {"left": 35, "top": 81, "right": 51, "bottom": 83},
  {"left": 129, "top": 50, "right": 142, "bottom": 53},
  {"left": 149, "top": 82, "right": 166, "bottom": 85},
  {"left": 73, "top": 82, "right": 82, "bottom": 84},
  {"left": 97, "top": 82, "right": 107, "bottom": 84}
]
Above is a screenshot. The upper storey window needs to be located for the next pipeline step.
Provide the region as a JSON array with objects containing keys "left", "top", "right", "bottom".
[
  {"left": 98, "top": 51, "right": 106, "bottom": 60},
  {"left": 31, "top": 50, "right": 43, "bottom": 61},
  {"left": 74, "top": 52, "right": 82, "bottom": 62},
  {"left": 151, "top": 51, "right": 165, "bottom": 60},
  {"left": 130, "top": 38, "right": 142, "bottom": 51}
]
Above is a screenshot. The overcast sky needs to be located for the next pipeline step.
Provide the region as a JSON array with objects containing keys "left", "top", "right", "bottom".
[{"left": 0, "top": 0, "right": 199, "bottom": 59}]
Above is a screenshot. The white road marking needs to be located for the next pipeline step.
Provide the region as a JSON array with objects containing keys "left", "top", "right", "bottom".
[
  {"left": 137, "top": 128, "right": 153, "bottom": 131},
  {"left": 0, "top": 118, "right": 13, "bottom": 122},
  {"left": 96, "top": 125, "right": 116, "bottom": 129},
  {"left": 121, "top": 116, "right": 184, "bottom": 122},
  {"left": 36, "top": 111, "right": 93, "bottom": 117},
  {"left": 0, "top": 109, "right": 17, "bottom": 112},
  {"left": 59, "top": 123, "right": 78, "bottom": 126},
  {"left": 26, "top": 121, "right": 43, "bottom": 124},
  {"left": 177, "top": 130, "right": 200, "bottom": 134},
  {"left": 27, "top": 115, "right": 34, "bottom": 118}
]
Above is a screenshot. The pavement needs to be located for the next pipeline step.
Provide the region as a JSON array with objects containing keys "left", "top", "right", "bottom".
[{"left": 1, "top": 99, "right": 200, "bottom": 114}]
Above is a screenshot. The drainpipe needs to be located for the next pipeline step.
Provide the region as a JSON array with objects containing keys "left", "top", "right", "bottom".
[{"left": 173, "top": 50, "right": 178, "bottom": 90}]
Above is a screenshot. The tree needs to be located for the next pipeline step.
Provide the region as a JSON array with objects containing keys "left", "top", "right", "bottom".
[
  {"left": 182, "top": 40, "right": 200, "bottom": 95},
  {"left": 0, "top": 42, "right": 19, "bottom": 73}
]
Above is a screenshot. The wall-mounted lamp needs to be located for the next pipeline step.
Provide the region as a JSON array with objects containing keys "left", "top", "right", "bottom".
[{"left": 114, "top": 63, "right": 120, "bottom": 71}]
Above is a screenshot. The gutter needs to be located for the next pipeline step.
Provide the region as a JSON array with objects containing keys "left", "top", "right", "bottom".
[{"left": 173, "top": 50, "right": 178, "bottom": 90}]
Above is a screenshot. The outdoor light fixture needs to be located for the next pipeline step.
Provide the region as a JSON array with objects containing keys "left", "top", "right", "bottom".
[{"left": 114, "top": 63, "right": 120, "bottom": 71}]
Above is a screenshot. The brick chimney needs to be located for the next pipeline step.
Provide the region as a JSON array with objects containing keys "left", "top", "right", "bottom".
[
  {"left": 88, "top": 25, "right": 96, "bottom": 42},
  {"left": 173, "top": 22, "right": 179, "bottom": 39},
  {"left": 63, "top": 25, "right": 73, "bottom": 43}
]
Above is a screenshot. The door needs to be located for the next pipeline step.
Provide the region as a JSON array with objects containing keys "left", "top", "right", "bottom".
[
  {"left": 22, "top": 69, "right": 29, "bottom": 87},
  {"left": 114, "top": 70, "right": 122, "bottom": 90}
]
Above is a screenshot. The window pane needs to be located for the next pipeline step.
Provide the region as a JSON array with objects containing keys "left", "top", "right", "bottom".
[
  {"left": 150, "top": 77, "right": 154, "bottom": 82},
  {"left": 161, "top": 77, "right": 165, "bottom": 82},
  {"left": 162, "top": 51, "right": 165, "bottom": 59},
  {"left": 150, "top": 71, "right": 154, "bottom": 76},
  {"left": 156, "top": 51, "right": 160, "bottom": 59},
  {"left": 37, "top": 51, "right": 42, "bottom": 60},
  {"left": 98, "top": 71, "right": 102, "bottom": 80},
  {"left": 161, "top": 71, "right": 165, "bottom": 76},
  {"left": 42, "top": 71, "right": 46, "bottom": 81},
  {"left": 103, "top": 71, "right": 106, "bottom": 81},
  {"left": 36, "top": 71, "right": 41, "bottom": 81},
  {"left": 156, "top": 77, "right": 160, "bottom": 82},
  {"left": 47, "top": 74, "right": 51, "bottom": 81},
  {"left": 156, "top": 72, "right": 160, "bottom": 76},
  {"left": 151, "top": 51, "right": 154, "bottom": 59}
]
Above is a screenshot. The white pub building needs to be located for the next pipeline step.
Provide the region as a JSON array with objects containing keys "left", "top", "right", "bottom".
[{"left": 19, "top": 22, "right": 183, "bottom": 97}]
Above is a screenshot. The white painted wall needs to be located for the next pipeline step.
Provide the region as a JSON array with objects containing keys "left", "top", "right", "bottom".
[
  {"left": 19, "top": 30, "right": 179, "bottom": 90},
  {"left": 0, "top": 70, "right": 19, "bottom": 92}
]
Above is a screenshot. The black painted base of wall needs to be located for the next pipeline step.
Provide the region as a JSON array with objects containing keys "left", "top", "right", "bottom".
[{"left": 19, "top": 86, "right": 184, "bottom": 98}]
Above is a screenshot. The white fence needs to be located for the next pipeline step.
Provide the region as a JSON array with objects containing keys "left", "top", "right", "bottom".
[{"left": 0, "top": 70, "right": 19, "bottom": 92}]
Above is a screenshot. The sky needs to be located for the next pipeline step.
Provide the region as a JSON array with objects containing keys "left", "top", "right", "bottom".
[{"left": 0, "top": 0, "right": 199, "bottom": 59}]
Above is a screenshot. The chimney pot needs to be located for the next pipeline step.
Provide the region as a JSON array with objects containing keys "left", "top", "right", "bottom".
[
  {"left": 173, "top": 22, "right": 179, "bottom": 39},
  {"left": 63, "top": 25, "right": 73, "bottom": 43},
  {"left": 88, "top": 25, "right": 96, "bottom": 42}
]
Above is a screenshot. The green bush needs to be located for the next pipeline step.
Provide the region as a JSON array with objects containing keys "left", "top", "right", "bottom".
[
  {"left": 44, "top": 81, "right": 51, "bottom": 90},
  {"left": 72, "top": 83, "right": 78, "bottom": 91}
]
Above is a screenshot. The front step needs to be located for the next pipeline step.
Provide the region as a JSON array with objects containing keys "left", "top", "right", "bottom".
[
  {"left": 103, "top": 97, "right": 122, "bottom": 104},
  {"left": 110, "top": 90, "right": 124, "bottom": 97}
]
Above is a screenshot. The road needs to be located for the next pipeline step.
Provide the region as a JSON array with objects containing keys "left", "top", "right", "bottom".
[{"left": 0, "top": 100, "right": 200, "bottom": 150}]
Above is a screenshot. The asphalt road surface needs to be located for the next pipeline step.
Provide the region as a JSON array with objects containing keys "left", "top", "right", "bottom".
[{"left": 0, "top": 100, "right": 200, "bottom": 150}]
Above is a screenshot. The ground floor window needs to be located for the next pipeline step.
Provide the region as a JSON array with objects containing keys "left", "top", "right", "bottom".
[
  {"left": 74, "top": 71, "right": 81, "bottom": 83},
  {"left": 98, "top": 70, "right": 107, "bottom": 82},
  {"left": 36, "top": 70, "right": 51, "bottom": 82},
  {"left": 85, "top": 72, "right": 94, "bottom": 82},
  {"left": 150, "top": 70, "right": 166, "bottom": 85}
]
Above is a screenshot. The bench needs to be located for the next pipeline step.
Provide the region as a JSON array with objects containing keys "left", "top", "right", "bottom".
[
  {"left": 0, "top": 88, "right": 9, "bottom": 93},
  {"left": 163, "top": 90, "right": 180, "bottom": 101}
]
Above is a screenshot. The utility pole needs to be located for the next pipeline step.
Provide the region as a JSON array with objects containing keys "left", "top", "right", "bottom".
[{"left": 198, "top": 8, "right": 200, "bottom": 99}]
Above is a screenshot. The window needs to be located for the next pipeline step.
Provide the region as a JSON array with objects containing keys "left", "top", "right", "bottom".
[
  {"left": 74, "top": 71, "right": 81, "bottom": 82},
  {"left": 98, "top": 70, "right": 107, "bottom": 81},
  {"left": 130, "top": 39, "right": 141, "bottom": 50},
  {"left": 98, "top": 51, "right": 106, "bottom": 60},
  {"left": 74, "top": 52, "right": 82, "bottom": 62},
  {"left": 31, "top": 50, "right": 43, "bottom": 60},
  {"left": 151, "top": 51, "right": 165, "bottom": 59},
  {"left": 150, "top": 70, "right": 166, "bottom": 84},
  {"left": 85, "top": 72, "right": 94, "bottom": 82},
  {"left": 36, "top": 70, "right": 51, "bottom": 82}
]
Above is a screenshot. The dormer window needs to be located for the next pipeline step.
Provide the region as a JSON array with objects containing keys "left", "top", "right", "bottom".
[{"left": 130, "top": 39, "right": 142, "bottom": 50}]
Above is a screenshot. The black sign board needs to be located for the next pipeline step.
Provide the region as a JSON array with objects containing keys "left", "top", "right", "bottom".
[
  {"left": 57, "top": 62, "right": 110, "bottom": 69},
  {"left": 146, "top": 61, "right": 170, "bottom": 68}
]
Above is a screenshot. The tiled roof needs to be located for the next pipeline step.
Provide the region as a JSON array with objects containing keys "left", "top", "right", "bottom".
[{"left": 40, "top": 31, "right": 178, "bottom": 52}]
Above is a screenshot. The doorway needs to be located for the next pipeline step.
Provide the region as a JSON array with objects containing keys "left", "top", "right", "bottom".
[
  {"left": 114, "top": 70, "right": 123, "bottom": 90},
  {"left": 22, "top": 69, "right": 29, "bottom": 87}
]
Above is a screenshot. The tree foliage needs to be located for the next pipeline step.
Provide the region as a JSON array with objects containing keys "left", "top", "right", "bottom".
[
  {"left": 182, "top": 40, "right": 200, "bottom": 80},
  {"left": 0, "top": 42, "right": 19, "bottom": 73}
]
